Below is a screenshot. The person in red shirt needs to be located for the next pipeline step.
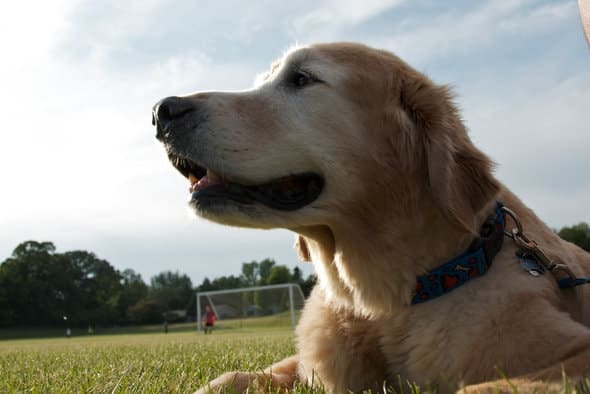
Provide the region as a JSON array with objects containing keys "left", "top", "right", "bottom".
[{"left": 202, "top": 305, "right": 217, "bottom": 334}]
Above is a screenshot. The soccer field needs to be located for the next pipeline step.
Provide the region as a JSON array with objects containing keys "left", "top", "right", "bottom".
[
  {"left": 0, "top": 325, "right": 295, "bottom": 393},
  {"left": 1, "top": 322, "right": 581, "bottom": 393}
]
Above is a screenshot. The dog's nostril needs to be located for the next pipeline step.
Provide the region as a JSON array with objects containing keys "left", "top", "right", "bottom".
[
  {"left": 158, "top": 101, "right": 172, "bottom": 120},
  {"left": 154, "top": 96, "right": 194, "bottom": 124},
  {"left": 153, "top": 96, "right": 196, "bottom": 141}
]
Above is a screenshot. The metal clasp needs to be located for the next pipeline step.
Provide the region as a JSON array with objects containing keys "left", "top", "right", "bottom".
[
  {"left": 501, "top": 206, "right": 577, "bottom": 282},
  {"left": 501, "top": 206, "right": 523, "bottom": 238}
]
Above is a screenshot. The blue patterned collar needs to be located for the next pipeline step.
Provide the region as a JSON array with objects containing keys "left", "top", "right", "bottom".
[{"left": 411, "top": 203, "right": 506, "bottom": 305}]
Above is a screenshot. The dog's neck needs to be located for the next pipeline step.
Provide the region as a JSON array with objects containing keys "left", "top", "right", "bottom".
[{"left": 296, "top": 202, "right": 477, "bottom": 317}]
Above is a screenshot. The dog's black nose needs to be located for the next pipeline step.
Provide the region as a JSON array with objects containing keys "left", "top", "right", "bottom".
[{"left": 152, "top": 96, "right": 195, "bottom": 141}]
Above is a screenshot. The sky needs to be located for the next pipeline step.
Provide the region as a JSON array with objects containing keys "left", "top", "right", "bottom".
[{"left": 0, "top": 0, "right": 588, "bottom": 287}]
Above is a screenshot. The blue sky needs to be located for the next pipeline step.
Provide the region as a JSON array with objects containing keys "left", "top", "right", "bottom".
[{"left": 0, "top": 0, "right": 588, "bottom": 286}]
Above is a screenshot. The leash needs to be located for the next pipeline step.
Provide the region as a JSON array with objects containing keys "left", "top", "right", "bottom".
[
  {"left": 412, "top": 203, "right": 588, "bottom": 305},
  {"left": 502, "top": 206, "right": 588, "bottom": 289}
]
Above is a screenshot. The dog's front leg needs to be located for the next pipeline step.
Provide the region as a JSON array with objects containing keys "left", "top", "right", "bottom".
[
  {"left": 195, "top": 355, "right": 299, "bottom": 393},
  {"left": 296, "top": 288, "right": 389, "bottom": 392}
]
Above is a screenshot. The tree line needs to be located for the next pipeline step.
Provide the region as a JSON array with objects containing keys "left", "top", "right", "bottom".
[
  {"left": 557, "top": 223, "right": 590, "bottom": 252},
  {"left": 195, "top": 258, "right": 316, "bottom": 296},
  {"left": 1, "top": 223, "right": 588, "bottom": 328},
  {"left": 0, "top": 241, "right": 316, "bottom": 328}
]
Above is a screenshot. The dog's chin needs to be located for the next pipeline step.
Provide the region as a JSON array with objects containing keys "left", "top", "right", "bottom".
[
  {"left": 189, "top": 196, "right": 296, "bottom": 229},
  {"left": 188, "top": 174, "right": 324, "bottom": 226}
]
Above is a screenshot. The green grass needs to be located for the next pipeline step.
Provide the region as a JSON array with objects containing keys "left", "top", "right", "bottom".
[
  {"left": 0, "top": 315, "right": 300, "bottom": 392},
  {"left": 1, "top": 318, "right": 586, "bottom": 393},
  {"left": 0, "top": 326, "right": 296, "bottom": 393}
]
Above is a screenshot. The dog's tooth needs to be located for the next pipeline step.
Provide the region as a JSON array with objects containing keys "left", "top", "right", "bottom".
[{"left": 187, "top": 173, "right": 197, "bottom": 193}]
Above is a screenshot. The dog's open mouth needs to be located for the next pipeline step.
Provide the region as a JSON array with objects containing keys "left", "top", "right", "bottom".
[{"left": 168, "top": 153, "right": 324, "bottom": 211}]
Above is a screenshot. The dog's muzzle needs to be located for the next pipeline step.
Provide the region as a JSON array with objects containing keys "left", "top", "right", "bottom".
[{"left": 152, "top": 94, "right": 325, "bottom": 211}]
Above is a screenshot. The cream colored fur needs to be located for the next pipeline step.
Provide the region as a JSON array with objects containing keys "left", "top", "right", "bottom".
[{"left": 171, "top": 43, "right": 590, "bottom": 393}]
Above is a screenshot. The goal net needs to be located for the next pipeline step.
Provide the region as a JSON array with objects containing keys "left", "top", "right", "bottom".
[{"left": 196, "top": 283, "right": 306, "bottom": 331}]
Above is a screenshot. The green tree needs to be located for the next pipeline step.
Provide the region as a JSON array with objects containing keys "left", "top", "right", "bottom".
[
  {"left": 118, "top": 269, "right": 148, "bottom": 324},
  {"left": 127, "top": 298, "right": 165, "bottom": 324},
  {"left": 291, "top": 267, "right": 303, "bottom": 284},
  {"left": 0, "top": 241, "right": 78, "bottom": 326},
  {"left": 267, "top": 265, "right": 291, "bottom": 285},
  {"left": 289, "top": 267, "right": 316, "bottom": 297},
  {"left": 0, "top": 268, "right": 11, "bottom": 325},
  {"left": 241, "top": 261, "right": 259, "bottom": 286},
  {"left": 196, "top": 277, "right": 215, "bottom": 292},
  {"left": 300, "top": 274, "right": 317, "bottom": 298},
  {"left": 210, "top": 275, "right": 243, "bottom": 290},
  {"left": 257, "top": 258, "right": 276, "bottom": 285},
  {"left": 150, "top": 271, "right": 193, "bottom": 311},
  {"left": 11, "top": 240, "right": 56, "bottom": 258},
  {"left": 63, "top": 250, "right": 123, "bottom": 325},
  {"left": 0, "top": 241, "right": 129, "bottom": 327},
  {"left": 558, "top": 223, "right": 590, "bottom": 252}
]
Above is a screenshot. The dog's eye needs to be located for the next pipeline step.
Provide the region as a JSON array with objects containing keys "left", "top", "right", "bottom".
[{"left": 291, "top": 70, "right": 317, "bottom": 88}]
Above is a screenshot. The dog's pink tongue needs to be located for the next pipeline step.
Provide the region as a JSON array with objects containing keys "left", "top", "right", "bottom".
[
  {"left": 191, "top": 170, "right": 222, "bottom": 192},
  {"left": 196, "top": 176, "right": 212, "bottom": 191}
]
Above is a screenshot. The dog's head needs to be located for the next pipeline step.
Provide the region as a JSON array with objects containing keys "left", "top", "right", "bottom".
[{"left": 153, "top": 43, "right": 498, "bottom": 235}]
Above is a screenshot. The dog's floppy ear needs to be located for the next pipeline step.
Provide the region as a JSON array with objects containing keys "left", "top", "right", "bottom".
[
  {"left": 294, "top": 235, "right": 311, "bottom": 262},
  {"left": 400, "top": 76, "right": 500, "bottom": 233}
]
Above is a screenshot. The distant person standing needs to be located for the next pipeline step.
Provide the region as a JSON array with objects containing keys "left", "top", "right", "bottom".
[
  {"left": 63, "top": 315, "right": 70, "bottom": 338},
  {"left": 202, "top": 306, "right": 217, "bottom": 334},
  {"left": 164, "top": 320, "right": 169, "bottom": 334}
]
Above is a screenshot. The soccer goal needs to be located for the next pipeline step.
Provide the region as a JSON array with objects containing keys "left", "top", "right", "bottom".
[{"left": 196, "top": 283, "right": 305, "bottom": 332}]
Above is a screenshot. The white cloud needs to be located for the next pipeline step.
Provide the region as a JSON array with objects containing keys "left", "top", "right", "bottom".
[
  {"left": 296, "top": 0, "right": 406, "bottom": 27},
  {"left": 0, "top": 0, "right": 73, "bottom": 71},
  {"left": 371, "top": 0, "right": 575, "bottom": 64},
  {"left": 461, "top": 67, "right": 590, "bottom": 226},
  {"left": 292, "top": 0, "right": 407, "bottom": 41}
]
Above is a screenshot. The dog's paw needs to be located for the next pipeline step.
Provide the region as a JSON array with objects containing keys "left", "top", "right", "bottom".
[
  {"left": 196, "top": 356, "right": 300, "bottom": 393},
  {"left": 195, "top": 371, "right": 255, "bottom": 394},
  {"left": 196, "top": 369, "right": 299, "bottom": 393}
]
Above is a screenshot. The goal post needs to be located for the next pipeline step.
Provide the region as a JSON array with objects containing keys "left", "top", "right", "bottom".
[{"left": 196, "top": 283, "right": 305, "bottom": 332}]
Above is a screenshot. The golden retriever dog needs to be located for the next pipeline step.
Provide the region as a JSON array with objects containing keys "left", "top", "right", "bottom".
[{"left": 152, "top": 43, "right": 590, "bottom": 393}]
